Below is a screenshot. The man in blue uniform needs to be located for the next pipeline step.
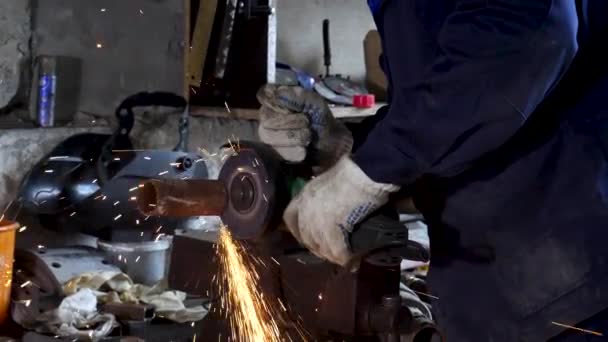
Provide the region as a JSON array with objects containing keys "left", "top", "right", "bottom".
[{"left": 257, "top": 0, "right": 608, "bottom": 340}]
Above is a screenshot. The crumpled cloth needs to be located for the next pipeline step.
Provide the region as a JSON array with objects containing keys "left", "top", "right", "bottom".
[
  {"left": 34, "top": 288, "right": 115, "bottom": 341},
  {"left": 29, "top": 271, "right": 207, "bottom": 341},
  {"left": 63, "top": 271, "right": 208, "bottom": 323}
]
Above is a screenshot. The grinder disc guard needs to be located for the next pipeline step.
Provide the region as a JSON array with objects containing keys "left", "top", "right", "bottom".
[{"left": 218, "top": 143, "right": 287, "bottom": 240}]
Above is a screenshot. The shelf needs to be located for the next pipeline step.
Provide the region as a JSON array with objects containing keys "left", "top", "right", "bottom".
[{"left": 190, "top": 103, "right": 385, "bottom": 121}]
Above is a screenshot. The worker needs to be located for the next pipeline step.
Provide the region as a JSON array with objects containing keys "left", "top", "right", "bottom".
[{"left": 258, "top": 0, "right": 607, "bottom": 341}]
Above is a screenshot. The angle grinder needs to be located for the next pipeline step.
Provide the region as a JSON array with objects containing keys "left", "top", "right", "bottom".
[{"left": 137, "top": 141, "right": 424, "bottom": 264}]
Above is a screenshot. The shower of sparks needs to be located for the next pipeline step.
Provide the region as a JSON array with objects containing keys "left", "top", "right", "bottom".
[
  {"left": 550, "top": 322, "right": 603, "bottom": 337},
  {"left": 270, "top": 257, "right": 280, "bottom": 266},
  {"left": 216, "top": 226, "right": 283, "bottom": 342},
  {"left": 227, "top": 134, "right": 241, "bottom": 154}
]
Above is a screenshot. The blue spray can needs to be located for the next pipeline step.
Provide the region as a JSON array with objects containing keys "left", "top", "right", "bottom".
[{"left": 36, "top": 57, "right": 57, "bottom": 127}]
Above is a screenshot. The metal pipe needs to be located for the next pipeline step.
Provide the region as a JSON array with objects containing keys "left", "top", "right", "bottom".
[{"left": 137, "top": 179, "right": 227, "bottom": 217}]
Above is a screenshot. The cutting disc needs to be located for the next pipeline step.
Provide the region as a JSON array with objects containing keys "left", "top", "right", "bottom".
[
  {"left": 218, "top": 142, "right": 286, "bottom": 240},
  {"left": 323, "top": 76, "right": 368, "bottom": 98}
]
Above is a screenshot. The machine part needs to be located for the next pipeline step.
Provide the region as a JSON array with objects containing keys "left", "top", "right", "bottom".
[
  {"left": 188, "top": 0, "right": 219, "bottom": 87},
  {"left": 97, "top": 92, "right": 188, "bottom": 185},
  {"left": 103, "top": 303, "right": 155, "bottom": 322},
  {"left": 19, "top": 92, "right": 201, "bottom": 242},
  {"left": 97, "top": 238, "right": 172, "bottom": 286},
  {"left": 137, "top": 179, "right": 227, "bottom": 217},
  {"left": 214, "top": 0, "right": 238, "bottom": 79},
  {"left": 14, "top": 247, "right": 121, "bottom": 296},
  {"left": 218, "top": 143, "right": 288, "bottom": 239}
]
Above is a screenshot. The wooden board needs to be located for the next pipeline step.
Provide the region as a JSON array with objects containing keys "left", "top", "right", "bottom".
[{"left": 190, "top": 103, "right": 385, "bottom": 121}]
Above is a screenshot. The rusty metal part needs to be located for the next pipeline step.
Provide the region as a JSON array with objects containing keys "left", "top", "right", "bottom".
[
  {"left": 103, "top": 303, "right": 155, "bottom": 322},
  {"left": 13, "top": 247, "right": 120, "bottom": 296},
  {"left": 137, "top": 179, "right": 227, "bottom": 217}
]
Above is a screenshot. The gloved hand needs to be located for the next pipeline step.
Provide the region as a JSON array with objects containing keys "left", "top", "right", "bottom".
[
  {"left": 257, "top": 85, "right": 353, "bottom": 171},
  {"left": 283, "top": 156, "right": 400, "bottom": 266}
]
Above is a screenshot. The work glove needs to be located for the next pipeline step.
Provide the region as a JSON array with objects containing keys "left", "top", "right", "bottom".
[
  {"left": 283, "top": 156, "right": 400, "bottom": 266},
  {"left": 257, "top": 85, "right": 353, "bottom": 171}
]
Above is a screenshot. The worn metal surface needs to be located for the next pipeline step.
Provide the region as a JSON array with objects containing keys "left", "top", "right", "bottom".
[{"left": 14, "top": 247, "right": 120, "bottom": 295}]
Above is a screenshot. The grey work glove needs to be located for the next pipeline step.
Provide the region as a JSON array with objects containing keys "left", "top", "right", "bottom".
[
  {"left": 257, "top": 85, "right": 353, "bottom": 171},
  {"left": 283, "top": 156, "right": 400, "bottom": 266}
]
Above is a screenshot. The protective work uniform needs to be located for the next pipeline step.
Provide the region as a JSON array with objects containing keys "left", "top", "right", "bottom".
[{"left": 258, "top": 0, "right": 608, "bottom": 340}]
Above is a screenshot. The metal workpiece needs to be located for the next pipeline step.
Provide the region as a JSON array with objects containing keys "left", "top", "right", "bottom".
[
  {"left": 137, "top": 179, "right": 227, "bottom": 217},
  {"left": 102, "top": 303, "right": 155, "bottom": 322}
]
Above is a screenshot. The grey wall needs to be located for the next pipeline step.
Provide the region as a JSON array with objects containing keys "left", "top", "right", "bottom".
[
  {"left": 276, "top": 0, "right": 375, "bottom": 82},
  {"left": 32, "top": 0, "right": 185, "bottom": 116},
  {"left": 0, "top": 0, "right": 31, "bottom": 109}
]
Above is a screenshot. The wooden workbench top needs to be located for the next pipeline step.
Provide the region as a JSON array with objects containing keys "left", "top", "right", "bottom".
[{"left": 190, "top": 103, "right": 385, "bottom": 121}]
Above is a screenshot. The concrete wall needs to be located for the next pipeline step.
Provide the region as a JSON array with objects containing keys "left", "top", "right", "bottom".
[
  {"left": 0, "top": 0, "right": 31, "bottom": 109},
  {"left": 276, "top": 0, "right": 375, "bottom": 82},
  {"left": 32, "top": 0, "right": 185, "bottom": 116}
]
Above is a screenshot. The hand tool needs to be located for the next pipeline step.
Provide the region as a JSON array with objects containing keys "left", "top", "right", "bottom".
[{"left": 139, "top": 141, "right": 440, "bottom": 341}]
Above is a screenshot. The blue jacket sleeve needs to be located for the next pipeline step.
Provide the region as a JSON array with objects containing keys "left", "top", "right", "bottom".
[{"left": 353, "top": 0, "right": 579, "bottom": 185}]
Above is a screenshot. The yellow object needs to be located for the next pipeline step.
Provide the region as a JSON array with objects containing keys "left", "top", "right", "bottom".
[{"left": 0, "top": 220, "right": 18, "bottom": 325}]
